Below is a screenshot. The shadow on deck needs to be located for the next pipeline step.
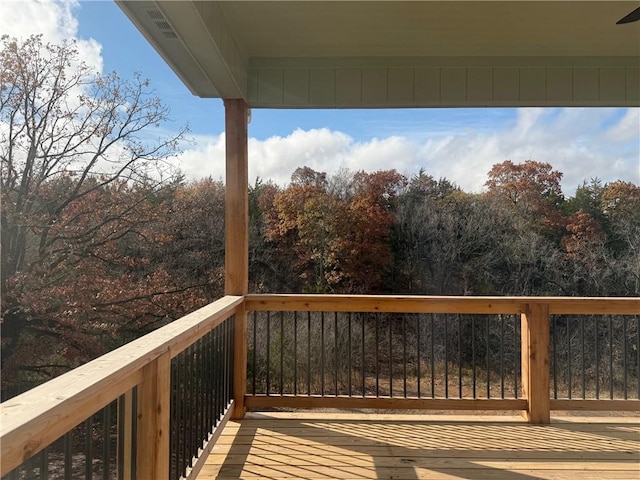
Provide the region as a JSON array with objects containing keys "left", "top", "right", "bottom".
[{"left": 197, "top": 413, "right": 640, "bottom": 480}]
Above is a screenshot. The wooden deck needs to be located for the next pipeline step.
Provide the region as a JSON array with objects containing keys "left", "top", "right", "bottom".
[{"left": 196, "top": 413, "right": 640, "bottom": 480}]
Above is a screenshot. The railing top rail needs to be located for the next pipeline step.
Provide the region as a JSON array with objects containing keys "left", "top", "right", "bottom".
[
  {"left": 245, "top": 294, "right": 640, "bottom": 315},
  {"left": 0, "top": 295, "right": 243, "bottom": 475}
]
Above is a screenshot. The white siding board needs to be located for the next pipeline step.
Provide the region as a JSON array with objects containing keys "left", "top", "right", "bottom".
[
  {"left": 284, "top": 69, "right": 310, "bottom": 106},
  {"left": 493, "top": 68, "right": 519, "bottom": 102},
  {"left": 247, "top": 68, "right": 258, "bottom": 103},
  {"left": 247, "top": 64, "right": 638, "bottom": 107},
  {"left": 573, "top": 68, "right": 599, "bottom": 101},
  {"left": 309, "top": 68, "right": 336, "bottom": 105},
  {"left": 441, "top": 68, "right": 467, "bottom": 102},
  {"left": 627, "top": 67, "right": 639, "bottom": 102},
  {"left": 599, "top": 68, "right": 626, "bottom": 102},
  {"left": 336, "top": 69, "right": 362, "bottom": 105},
  {"left": 467, "top": 67, "right": 493, "bottom": 102},
  {"left": 546, "top": 68, "right": 572, "bottom": 102},
  {"left": 520, "top": 68, "right": 546, "bottom": 102},
  {"left": 415, "top": 68, "right": 440, "bottom": 102},
  {"left": 388, "top": 68, "right": 414, "bottom": 104},
  {"left": 258, "top": 68, "right": 283, "bottom": 105},
  {"left": 362, "top": 69, "right": 388, "bottom": 104}
]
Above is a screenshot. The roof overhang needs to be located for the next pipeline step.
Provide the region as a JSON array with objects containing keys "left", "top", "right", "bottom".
[{"left": 116, "top": 1, "right": 640, "bottom": 108}]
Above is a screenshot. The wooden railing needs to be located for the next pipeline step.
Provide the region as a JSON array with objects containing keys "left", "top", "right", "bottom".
[
  {"left": 244, "top": 295, "right": 640, "bottom": 424},
  {"left": 1, "top": 294, "right": 638, "bottom": 479},
  {"left": 0, "top": 295, "right": 243, "bottom": 479}
]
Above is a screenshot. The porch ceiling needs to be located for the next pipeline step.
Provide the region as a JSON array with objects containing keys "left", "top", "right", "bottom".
[{"left": 117, "top": 1, "right": 640, "bottom": 107}]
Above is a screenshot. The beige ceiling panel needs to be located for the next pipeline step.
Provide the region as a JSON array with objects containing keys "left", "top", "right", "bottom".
[
  {"left": 441, "top": 68, "right": 467, "bottom": 103},
  {"left": 119, "top": 1, "right": 640, "bottom": 107},
  {"left": 362, "top": 69, "right": 389, "bottom": 105},
  {"left": 309, "top": 69, "right": 336, "bottom": 106},
  {"left": 546, "top": 68, "right": 573, "bottom": 102},
  {"left": 467, "top": 68, "right": 494, "bottom": 102},
  {"left": 336, "top": 69, "right": 363, "bottom": 106},
  {"left": 520, "top": 68, "right": 547, "bottom": 102},
  {"left": 258, "top": 68, "right": 284, "bottom": 105},
  {"left": 388, "top": 68, "right": 415, "bottom": 104},
  {"left": 573, "top": 68, "right": 601, "bottom": 102},
  {"left": 415, "top": 68, "right": 441, "bottom": 103},
  {"left": 284, "top": 69, "right": 311, "bottom": 106},
  {"left": 599, "top": 68, "right": 627, "bottom": 102},
  {"left": 493, "top": 68, "right": 520, "bottom": 102},
  {"left": 627, "top": 68, "right": 640, "bottom": 101}
]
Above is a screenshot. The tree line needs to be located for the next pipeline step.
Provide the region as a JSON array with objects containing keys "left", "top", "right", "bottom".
[{"left": 2, "top": 35, "right": 639, "bottom": 398}]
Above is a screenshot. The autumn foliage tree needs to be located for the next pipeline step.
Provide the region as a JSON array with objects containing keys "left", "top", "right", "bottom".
[{"left": 0, "top": 35, "right": 188, "bottom": 395}]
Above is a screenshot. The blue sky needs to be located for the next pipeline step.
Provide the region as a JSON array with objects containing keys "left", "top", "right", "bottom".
[{"left": 2, "top": 0, "right": 639, "bottom": 193}]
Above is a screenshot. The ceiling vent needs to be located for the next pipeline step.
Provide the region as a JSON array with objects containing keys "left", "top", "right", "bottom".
[{"left": 146, "top": 9, "right": 178, "bottom": 39}]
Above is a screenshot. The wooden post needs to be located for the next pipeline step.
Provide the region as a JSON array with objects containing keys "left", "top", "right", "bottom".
[
  {"left": 136, "top": 352, "right": 171, "bottom": 479},
  {"left": 521, "top": 303, "right": 551, "bottom": 424},
  {"left": 224, "top": 99, "right": 249, "bottom": 419}
]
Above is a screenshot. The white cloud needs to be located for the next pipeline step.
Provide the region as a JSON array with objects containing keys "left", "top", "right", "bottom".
[
  {"left": 0, "top": 0, "right": 103, "bottom": 73},
  {"left": 177, "top": 107, "right": 639, "bottom": 195}
]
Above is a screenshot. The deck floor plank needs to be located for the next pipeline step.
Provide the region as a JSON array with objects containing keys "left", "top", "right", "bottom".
[{"left": 196, "top": 414, "right": 640, "bottom": 480}]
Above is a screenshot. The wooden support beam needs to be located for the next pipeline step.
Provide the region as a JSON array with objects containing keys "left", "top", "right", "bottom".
[
  {"left": 224, "top": 98, "right": 249, "bottom": 419},
  {"left": 521, "top": 303, "right": 551, "bottom": 424},
  {"left": 224, "top": 98, "right": 249, "bottom": 296},
  {"left": 136, "top": 351, "right": 171, "bottom": 479}
]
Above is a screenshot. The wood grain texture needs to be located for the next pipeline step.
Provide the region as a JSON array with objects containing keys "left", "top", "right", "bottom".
[
  {"left": 244, "top": 395, "right": 527, "bottom": 411},
  {"left": 522, "top": 303, "right": 551, "bottom": 424},
  {"left": 0, "top": 295, "right": 242, "bottom": 476},
  {"left": 196, "top": 414, "right": 640, "bottom": 479},
  {"left": 244, "top": 294, "right": 640, "bottom": 315},
  {"left": 136, "top": 352, "right": 171, "bottom": 480},
  {"left": 224, "top": 99, "right": 249, "bottom": 296}
]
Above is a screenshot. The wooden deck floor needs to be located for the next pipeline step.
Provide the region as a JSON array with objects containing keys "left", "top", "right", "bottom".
[{"left": 196, "top": 413, "right": 640, "bottom": 479}]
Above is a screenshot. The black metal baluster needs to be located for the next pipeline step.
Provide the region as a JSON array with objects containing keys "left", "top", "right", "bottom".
[
  {"left": 552, "top": 316, "right": 558, "bottom": 399},
  {"left": 568, "top": 317, "right": 572, "bottom": 400},
  {"left": 486, "top": 316, "right": 490, "bottom": 399},
  {"left": 64, "top": 429, "right": 72, "bottom": 479},
  {"left": 403, "top": 315, "right": 407, "bottom": 398},
  {"left": 348, "top": 312, "right": 352, "bottom": 396},
  {"left": 458, "top": 314, "right": 462, "bottom": 399},
  {"left": 609, "top": 315, "right": 614, "bottom": 399},
  {"left": 85, "top": 418, "right": 93, "bottom": 480},
  {"left": 170, "top": 356, "right": 178, "bottom": 480},
  {"left": 623, "top": 316, "right": 628, "bottom": 399},
  {"left": 195, "top": 339, "right": 202, "bottom": 454},
  {"left": 266, "top": 312, "right": 271, "bottom": 395},
  {"left": 188, "top": 344, "right": 195, "bottom": 467},
  {"left": 417, "top": 314, "right": 421, "bottom": 398},
  {"left": 294, "top": 311, "right": 298, "bottom": 395},
  {"left": 581, "top": 317, "right": 586, "bottom": 399},
  {"left": 430, "top": 314, "right": 435, "bottom": 398},
  {"left": 321, "top": 312, "right": 325, "bottom": 396},
  {"left": 185, "top": 349, "right": 192, "bottom": 471},
  {"left": 252, "top": 312, "right": 257, "bottom": 395},
  {"left": 335, "top": 312, "right": 339, "bottom": 396},
  {"left": 280, "top": 311, "right": 284, "bottom": 396},
  {"left": 444, "top": 316, "right": 449, "bottom": 399},
  {"left": 375, "top": 314, "right": 379, "bottom": 397},
  {"left": 39, "top": 447, "right": 47, "bottom": 480},
  {"left": 103, "top": 403, "right": 111, "bottom": 480},
  {"left": 362, "top": 315, "right": 366, "bottom": 396},
  {"left": 472, "top": 317, "right": 476, "bottom": 399},
  {"left": 308, "top": 312, "right": 312, "bottom": 395},
  {"left": 514, "top": 316, "right": 518, "bottom": 399},
  {"left": 595, "top": 316, "right": 600, "bottom": 399},
  {"left": 637, "top": 316, "right": 639, "bottom": 400},
  {"left": 500, "top": 315, "right": 505, "bottom": 399},
  {"left": 389, "top": 315, "right": 393, "bottom": 397}
]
